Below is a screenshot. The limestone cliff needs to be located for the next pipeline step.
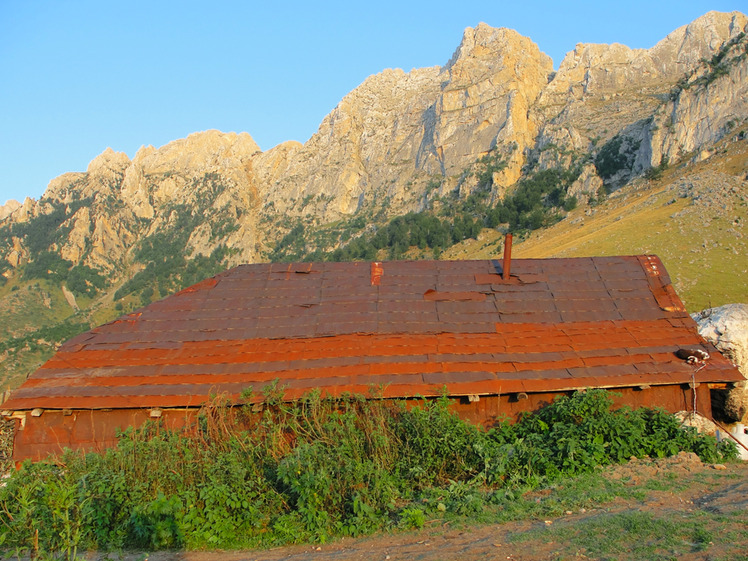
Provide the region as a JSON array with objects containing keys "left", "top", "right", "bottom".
[
  {"left": 1, "top": 10, "right": 746, "bottom": 282},
  {"left": 1, "top": 131, "right": 264, "bottom": 277},
  {"left": 430, "top": 24, "right": 553, "bottom": 189},
  {"left": 652, "top": 27, "right": 748, "bottom": 166},
  {"left": 261, "top": 24, "right": 552, "bottom": 222},
  {"left": 532, "top": 11, "right": 747, "bottom": 185}
]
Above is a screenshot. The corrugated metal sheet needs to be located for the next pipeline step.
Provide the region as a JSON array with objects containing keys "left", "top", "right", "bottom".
[{"left": 3, "top": 256, "right": 743, "bottom": 412}]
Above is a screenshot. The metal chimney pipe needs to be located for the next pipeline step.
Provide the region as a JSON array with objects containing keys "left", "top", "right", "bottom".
[{"left": 502, "top": 233, "right": 513, "bottom": 281}]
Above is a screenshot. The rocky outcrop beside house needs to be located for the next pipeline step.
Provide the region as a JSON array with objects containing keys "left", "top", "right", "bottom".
[{"left": 694, "top": 303, "right": 748, "bottom": 424}]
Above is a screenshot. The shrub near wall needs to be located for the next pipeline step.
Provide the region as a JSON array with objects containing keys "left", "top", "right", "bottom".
[{"left": 0, "top": 390, "right": 737, "bottom": 557}]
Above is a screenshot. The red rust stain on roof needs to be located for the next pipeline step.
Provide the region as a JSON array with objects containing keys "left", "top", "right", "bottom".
[
  {"left": 424, "top": 289, "right": 487, "bottom": 302},
  {"left": 173, "top": 277, "right": 219, "bottom": 295},
  {"left": 371, "top": 262, "right": 384, "bottom": 285}
]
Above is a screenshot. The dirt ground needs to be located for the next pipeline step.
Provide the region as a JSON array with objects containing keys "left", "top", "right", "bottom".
[{"left": 73, "top": 454, "right": 747, "bottom": 561}]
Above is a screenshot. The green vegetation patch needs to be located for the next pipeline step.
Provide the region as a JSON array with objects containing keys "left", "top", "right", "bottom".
[
  {"left": 0, "top": 389, "right": 736, "bottom": 556},
  {"left": 0, "top": 198, "right": 110, "bottom": 298},
  {"left": 271, "top": 158, "right": 582, "bottom": 263},
  {"left": 114, "top": 198, "right": 235, "bottom": 305},
  {"left": 0, "top": 199, "right": 90, "bottom": 256},
  {"left": 594, "top": 134, "right": 641, "bottom": 181},
  {"left": 0, "top": 316, "right": 91, "bottom": 356},
  {"left": 514, "top": 173, "right": 748, "bottom": 312}
]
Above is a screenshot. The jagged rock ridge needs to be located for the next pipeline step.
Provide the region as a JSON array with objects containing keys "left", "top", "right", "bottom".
[{"left": 0, "top": 10, "right": 746, "bottom": 290}]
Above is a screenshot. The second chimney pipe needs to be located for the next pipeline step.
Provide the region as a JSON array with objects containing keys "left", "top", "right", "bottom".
[{"left": 502, "top": 233, "right": 513, "bottom": 281}]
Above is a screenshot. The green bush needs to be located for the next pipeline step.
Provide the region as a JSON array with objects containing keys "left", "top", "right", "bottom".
[
  {"left": 0, "top": 389, "right": 736, "bottom": 556},
  {"left": 22, "top": 252, "right": 73, "bottom": 282},
  {"left": 0, "top": 199, "right": 91, "bottom": 256},
  {"left": 395, "top": 395, "right": 486, "bottom": 486},
  {"left": 271, "top": 156, "right": 584, "bottom": 263},
  {"left": 594, "top": 135, "right": 641, "bottom": 181},
  {"left": 0, "top": 318, "right": 91, "bottom": 354},
  {"left": 66, "top": 264, "right": 107, "bottom": 297}
]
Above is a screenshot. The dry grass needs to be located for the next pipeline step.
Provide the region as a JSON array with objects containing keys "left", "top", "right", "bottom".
[
  {"left": 451, "top": 138, "right": 748, "bottom": 312},
  {"left": 0, "top": 420, "right": 14, "bottom": 474}
]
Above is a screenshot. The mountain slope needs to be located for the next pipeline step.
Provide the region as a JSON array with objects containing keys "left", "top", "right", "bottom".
[{"left": 448, "top": 133, "right": 748, "bottom": 312}]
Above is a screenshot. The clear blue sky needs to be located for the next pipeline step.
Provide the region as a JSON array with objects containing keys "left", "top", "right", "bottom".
[{"left": 1, "top": 1, "right": 745, "bottom": 204}]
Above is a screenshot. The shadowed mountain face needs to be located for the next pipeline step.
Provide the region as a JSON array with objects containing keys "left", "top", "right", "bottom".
[{"left": 0, "top": 11, "right": 746, "bottom": 389}]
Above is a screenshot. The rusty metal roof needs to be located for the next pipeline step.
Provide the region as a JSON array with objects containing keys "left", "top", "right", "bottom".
[{"left": 3, "top": 256, "right": 743, "bottom": 410}]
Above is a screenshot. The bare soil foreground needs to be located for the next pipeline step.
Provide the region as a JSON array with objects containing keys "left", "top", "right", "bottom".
[{"left": 71, "top": 454, "right": 747, "bottom": 561}]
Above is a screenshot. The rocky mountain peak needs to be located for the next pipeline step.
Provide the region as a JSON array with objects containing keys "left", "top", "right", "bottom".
[
  {"left": 86, "top": 147, "right": 131, "bottom": 175},
  {"left": 132, "top": 144, "right": 157, "bottom": 165},
  {"left": 545, "top": 10, "right": 747, "bottom": 103},
  {"left": 445, "top": 23, "right": 552, "bottom": 73},
  {"left": 436, "top": 24, "right": 553, "bottom": 187},
  {"left": 128, "top": 130, "right": 260, "bottom": 176},
  {"left": 0, "top": 200, "right": 21, "bottom": 221},
  {"left": 444, "top": 23, "right": 553, "bottom": 86},
  {"left": 649, "top": 10, "right": 747, "bottom": 72}
]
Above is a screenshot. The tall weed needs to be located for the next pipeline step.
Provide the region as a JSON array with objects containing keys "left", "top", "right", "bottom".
[
  {"left": 394, "top": 395, "right": 489, "bottom": 486},
  {"left": 0, "top": 388, "right": 737, "bottom": 556}
]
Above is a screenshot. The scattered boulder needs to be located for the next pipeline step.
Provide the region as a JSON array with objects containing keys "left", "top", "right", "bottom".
[
  {"left": 674, "top": 411, "right": 719, "bottom": 434},
  {"left": 604, "top": 451, "right": 704, "bottom": 484}
]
